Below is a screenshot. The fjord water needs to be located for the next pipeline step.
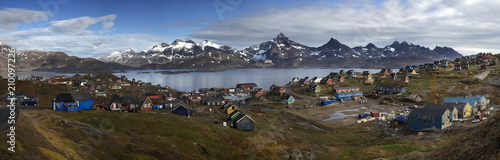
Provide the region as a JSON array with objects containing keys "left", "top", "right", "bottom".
[
  {"left": 114, "top": 68, "right": 381, "bottom": 91},
  {"left": 16, "top": 68, "right": 381, "bottom": 92}
]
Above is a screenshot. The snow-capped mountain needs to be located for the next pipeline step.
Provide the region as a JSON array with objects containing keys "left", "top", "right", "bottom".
[
  {"left": 239, "top": 33, "right": 313, "bottom": 63},
  {"left": 100, "top": 40, "right": 235, "bottom": 65},
  {"left": 99, "top": 33, "right": 462, "bottom": 67},
  {"left": 0, "top": 41, "right": 13, "bottom": 51},
  {"left": 239, "top": 33, "right": 462, "bottom": 62}
]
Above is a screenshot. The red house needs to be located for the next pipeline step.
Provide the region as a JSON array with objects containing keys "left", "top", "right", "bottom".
[
  {"left": 143, "top": 92, "right": 160, "bottom": 99},
  {"left": 298, "top": 79, "right": 309, "bottom": 85},
  {"left": 320, "top": 78, "right": 333, "bottom": 85},
  {"left": 401, "top": 76, "right": 410, "bottom": 83},
  {"left": 236, "top": 83, "right": 258, "bottom": 89},
  {"left": 135, "top": 97, "right": 153, "bottom": 113}
]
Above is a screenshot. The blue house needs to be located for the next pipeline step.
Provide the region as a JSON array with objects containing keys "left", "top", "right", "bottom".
[
  {"left": 444, "top": 97, "right": 477, "bottom": 107},
  {"left": 172, "top": 105, "right": 190, "bottom": 117},
  {"left": 409, "top": 108, "right": 451, "bottom": 130},
  {"left": 52, "top": 93, "right": 93, "bottom": 112},
  {"left": 281, "top": 94, "right": 295, "bottom": 104},
  {"left": 443, "top": 96, "right": 488, "bottom": 110}
]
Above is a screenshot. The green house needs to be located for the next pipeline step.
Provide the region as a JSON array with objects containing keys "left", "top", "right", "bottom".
[{"left": 309, "top": 84, "right": 320, "bottom": 93}]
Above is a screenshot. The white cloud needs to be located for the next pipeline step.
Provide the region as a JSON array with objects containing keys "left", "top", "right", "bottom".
[
  {"left": 0, "top": 8, "right": 48, "bottom": 31},
  {"left": 191, "top": 0, "right": 500, "bottom": 55},
  {"left": 0, "top": 9, "right": 167, "bottom": 58}
]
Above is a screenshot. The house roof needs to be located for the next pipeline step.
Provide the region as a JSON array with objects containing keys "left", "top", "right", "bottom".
[
  {"left": 172, "top": 104, "right": 188, "bottom": 111},
  {"left": 16, "top": 92, "right": 36, "bottom": 99},
  {"left": 441, "top": 102, "right": 470, "bottom": 110},
  {"left": 236, "top": 114, "right": 255, "bottom": 123},
  {"left": 409, "top": 108, "right": 448, "bottom": 116},
  {"left": 136, "top": 97, "right": 149, "bottom": 109},
  {"left": 334, "top": 86, "right": 359, "bottom": 90},
  {"left": 444, "top": 97, "right": 478, "bottom": 107},
  {"left": 423, "top": 103, "right": 456, "bottom": 112},
  {"left": 56, "top": 93, "right": 92, "bottom": 102}
]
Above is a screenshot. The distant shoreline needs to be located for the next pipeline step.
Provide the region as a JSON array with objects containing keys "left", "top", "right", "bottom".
[{"left": 154, "top": 69, "right": 225, "bottom": 74}]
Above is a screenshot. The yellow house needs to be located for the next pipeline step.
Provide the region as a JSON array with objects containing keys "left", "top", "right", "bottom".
[
  {"left": 366, "top": 74, "right": 372, "bottom": 80},
  {"left": 442, "top": 102, "right": 472, "bottom": 119},
  {"left": 224, "top": 105, "right": 238, "bottom": 115},
  {"left": 410, "top": 70, "right": 417, "bottom": 75}
]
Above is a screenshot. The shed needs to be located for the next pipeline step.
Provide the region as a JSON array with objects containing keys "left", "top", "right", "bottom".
[{"left": 235, "top": 114, "right": 255, "bottom": 131}]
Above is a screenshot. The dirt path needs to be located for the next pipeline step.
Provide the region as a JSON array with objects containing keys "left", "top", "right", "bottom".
[{"left": 284, "top": 84, "right": 318, "bottom": 106}]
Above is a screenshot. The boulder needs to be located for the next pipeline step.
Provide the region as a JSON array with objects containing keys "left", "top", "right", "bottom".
[{"left": 290, "top": 148, "right": 303, "bottom": 160}]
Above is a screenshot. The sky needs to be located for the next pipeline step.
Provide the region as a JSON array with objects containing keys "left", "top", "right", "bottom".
[{"left": 0, "top": 0, "right": 499, "bottom": 58}]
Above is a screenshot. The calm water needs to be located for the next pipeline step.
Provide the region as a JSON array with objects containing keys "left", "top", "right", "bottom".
[
  {"left": 115, "top": 68, "right": 381, "bottom": 91},
  {"left": 15, "top": 68, "right": 381, "bottom": 92}
]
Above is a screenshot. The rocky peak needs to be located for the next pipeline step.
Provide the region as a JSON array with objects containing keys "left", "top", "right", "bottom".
[
  {"left": 273, "top": 33, "right": 290, "bottom": 45},
  {"left": 366, "top": 43, "right": 377, "bottom": 49}
]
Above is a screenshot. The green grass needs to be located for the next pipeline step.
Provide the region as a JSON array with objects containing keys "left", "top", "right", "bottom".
[{"left": 377, "top": 145, "right": 420, "bottom": 155}]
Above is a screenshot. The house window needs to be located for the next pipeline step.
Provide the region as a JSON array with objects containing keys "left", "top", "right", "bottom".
[{"left": 423, "top": 119, "right": 427, "bottom": 124}]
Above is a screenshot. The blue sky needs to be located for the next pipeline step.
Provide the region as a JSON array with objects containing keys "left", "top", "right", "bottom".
[{"left": 1, "top": 0, "right": 499, "bottom": 57}]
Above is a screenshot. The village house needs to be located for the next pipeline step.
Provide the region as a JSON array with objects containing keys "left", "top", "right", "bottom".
[
  {"left": 281, "top": 94, "right": 295, "bottom": 104},
  {"left": 292, "top": 77, "right": 300, "bottom": 82},
  {"left": 320, "top": 77, "right": 333, "bottom": 85},
  {"left": 143, "top": 92, "right": 160, "bottom": 99},
  {"left": 389, "top": 73, "right": 397, "bottom": 80},
  {"left": 441, "top": 102, "right": 473, "bottom": 119},
  {"left": 335, "top": 91, "right": 363, "bottom": 98},
  {"left": 373, "top": 86, "right": 406, "bottom": 94},
  {"left": 172, "top": 105, "right": 190, "bottom": 117},
  {"left": 379, "top": 69, "right": 390, "bottom": 76},
  {"left": 231, "top": 114, "right": 255, "bottom": 131},
  {"left": 332, "top": 86, "right": 360, "bottom": 93},
  {"left": 236, "top": 83, "right": 258, "bottom": 90},
  {"left": 245, "top": 106, "right": 263, "bottom": 113},
  {"left": 201, "top": 97, "right": 226, "bottom": 106},
  {"left": 409, "top": 108, "right": 451, "bottom": 130},
  {"left": 401, "top": 76, "right": 410, "bottom": 83},
  {"left": 52, "top": 93, "right": 93, "bottom": 112},
  {"left": 222, "top": 103, "right": 238, "bottom": 114},
  {"left": 106, "top": 95, "right": 153, "bottom": 113},
  {"left": 407, "top": 70, "right": 418, "bottom": 76},
  {"left": 454, "top": 65, "right": 462, "bottom": 70},
  {"left": 339, "top": 70, "right": 346, "bottom": 74},
  {"left": 362, "top": 71, "right": 370, "bottom": 76},
  {"left": 332, "top": 75, "right": 345, "bottom": 82},
  {"left": 444, "top": 96, "right": 488, "bottom": 111},
  {"left": 298, "top": 78, "right": 310, "bottom": 85},
  {"left": 251, "top": 88, "right": 266, "bottom": 97},
  {"left": 366, "top": 74, "right": 373, "bottom": 80},
  {"left": 309, "top": 84, "right": 320, "bottom": 93},
  {"left": 423, "top": 103, "right": 458, "bottom": 121},
  {"left": 310, "top": 77, "right": 322, "bottom": 83},
  {"left": 270, "top": 84, "right": 286, "bottom": 96},
  {"left": 404, "top": 66, "right": 413, "bottom": 71}
]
